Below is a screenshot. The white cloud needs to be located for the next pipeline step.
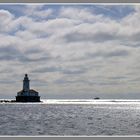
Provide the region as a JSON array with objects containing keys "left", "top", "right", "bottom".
[
  {"left": 0, "top": 9, "right": 14, "bottom": 20},
  {"left": 24, "top": 5, "right": 53, "bottom": 19},
  {"left": 0, "top": 10, "right": 15, "bottom": 32},
  {"left": 59, "top": 7, "right": 105, "bottom": 22},
  {"left": 0, "top": 4, "right": 140, "bottom": 99}
]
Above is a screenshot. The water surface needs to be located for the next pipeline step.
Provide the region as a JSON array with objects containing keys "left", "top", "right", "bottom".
[{"left": 0, "top": 100, "right": 140, "bottom": 135}]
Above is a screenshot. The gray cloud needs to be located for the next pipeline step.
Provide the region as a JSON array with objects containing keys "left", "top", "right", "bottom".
[
  {"left": 24, "top": 48, "right": 43, "bottom": 54},
  {"left": 19, "top": 55, "right": 52, "bottom": 63},
  {"left": 54, "top": 78, "right": 121, "bottom": 86},
  {"left": 86, "top": 49, "right": 130, "bottom": 59},
  {"left": 0, "top": 45, "right": 54, "bottom": 64},
  {"left": 62, "top": 68, "right": 86, "bottom": 75},
  {"left": 32, "top": 66, "right": 61, "bottom": 73},
  {"left": 32, "top": 66, "right": 87, "bottom": 75},
  {"left": 0, "top": 46, "right": 21, "bottom": 61},
  {"left": 108, "top": 76, "right": 127, "bottom": 80},
  {"left": 64, "top": 31, "right": 115, "bottom": 43}
]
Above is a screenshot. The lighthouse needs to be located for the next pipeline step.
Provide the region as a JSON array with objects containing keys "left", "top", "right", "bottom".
[{"left": 16, "top": 74, "right": 40, "bottom": 102}]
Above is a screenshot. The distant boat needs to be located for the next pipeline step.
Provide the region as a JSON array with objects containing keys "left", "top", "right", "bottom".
[
  {"left": 94, "top": 97, "right": 100, "bottom": 100},
  {"left": 16, "top": 74, "right": 40, "bottom": 102}
]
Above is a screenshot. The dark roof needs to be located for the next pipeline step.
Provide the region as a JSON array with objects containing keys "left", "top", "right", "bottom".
[
  {"left": 17, "top": 90, "right": 24, "bottom": 94},
  {"left": 29, "top": 89, "right": 38, "bottom": 93},
  {"left": 17, "top": 89, "right": 38, "bottom": 94}
]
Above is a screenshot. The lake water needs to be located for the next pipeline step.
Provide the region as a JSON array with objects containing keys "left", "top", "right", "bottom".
[{"left": 0, "top": 99, "right": 140, "bottom": 136}]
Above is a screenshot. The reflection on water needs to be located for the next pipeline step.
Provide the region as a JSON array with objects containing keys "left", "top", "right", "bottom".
[{"left": 0, "top": 100, "right": 140, "bottom": 135}]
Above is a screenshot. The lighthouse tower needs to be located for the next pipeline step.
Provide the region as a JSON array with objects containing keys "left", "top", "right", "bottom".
[
  {"left": 23, "top": 74, "right": 30, "bottom": 92},
  {"left": 16, "top": 74, "right": 40, "bottom": 102}
]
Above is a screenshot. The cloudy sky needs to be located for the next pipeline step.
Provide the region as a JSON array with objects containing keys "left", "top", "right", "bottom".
[{"left": 0, "top": 4, "right": 140, "bottom": 99}]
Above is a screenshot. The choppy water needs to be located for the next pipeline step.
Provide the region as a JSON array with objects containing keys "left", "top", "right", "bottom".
[{"left": 1, "top": 100, "right": 140, "bottom": 136}]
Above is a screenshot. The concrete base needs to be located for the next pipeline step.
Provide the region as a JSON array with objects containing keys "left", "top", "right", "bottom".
[{"left": 16, "top": 96, "right": 40, "bottom": 102}]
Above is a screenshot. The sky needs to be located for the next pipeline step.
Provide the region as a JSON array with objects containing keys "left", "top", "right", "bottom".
[{"left": 0, "top": 4, "right": 140, "bottom": 99}]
